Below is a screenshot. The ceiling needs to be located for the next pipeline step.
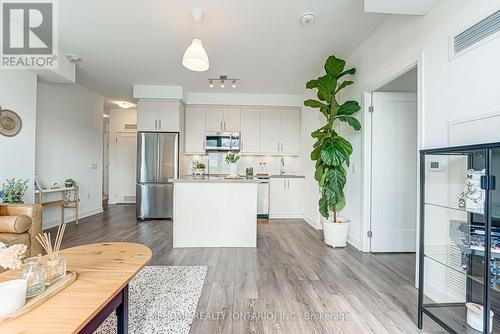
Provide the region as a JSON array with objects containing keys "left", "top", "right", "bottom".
[
  {"left": 59, "top": 0, "right": 388, "bottom": 102},
  {"left": 364, "top": 0, "right": 442, "bottom": 15}
]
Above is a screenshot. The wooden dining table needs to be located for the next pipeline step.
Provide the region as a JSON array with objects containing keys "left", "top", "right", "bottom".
[{"left": 0, "top": 242, "right": 152, "bottom": 334}]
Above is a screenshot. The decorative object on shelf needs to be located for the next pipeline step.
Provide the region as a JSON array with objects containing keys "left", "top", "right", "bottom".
[
  {"left": 0, "top": 279, "right": 27, "bottom": 317},
  {"left": 208, "top": 75, "right": 239, "bottom": 88},
  {"left": 304, "top": 55, "right": 361, "bottom": 247},
  {"left": 35, "top": 174, "right": 48, "bottom": 191},
  {"left": 0, "top": 243, "right": 27, "bottom": 271},
  {"left": 245, "top": 167, "right": 254, "bottom": 176},
  {"left": 35, "top": 223, "right": 66, "bottom": 286},
  {"left": 466, "top": 303, "right": 494, "bottom": 332},
  {"left": 192, "top": 161, "right": 206, "bottom": 176},
  {"left": 182, "top": 8, "right": 209, "bottom": 72},
  {"left": 21, "top": 255, "right": 45, "bottom": 297},
  {"left": 1, "top": 178, "right": 28, "bottom": 204},
  {"left": 257, "top": 162, "right": 268, "bottom": 175},
  {"left": 457, "top": 169, "right": 485, "bottom": 213},
  {"left": 50, "top": 183, "right": 61, "bottom": 189},
  {"left": 0, "top": 106, "right": 22, "bottom": 137},
  {"left": 225, "top": 152, "right": 240, "bottom": 177},
  {"left": 64, "top": 178, "right": 77, "bottom": 188}
]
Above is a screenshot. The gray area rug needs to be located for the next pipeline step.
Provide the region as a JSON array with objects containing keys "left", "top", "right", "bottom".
[{"left": 94, "top": 265, "right": 207, "bottom": 334}]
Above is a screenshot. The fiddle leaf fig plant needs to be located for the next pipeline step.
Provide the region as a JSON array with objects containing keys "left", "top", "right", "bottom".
[{"left": 304, "top": 55, "right": 361, "bottom": 223}]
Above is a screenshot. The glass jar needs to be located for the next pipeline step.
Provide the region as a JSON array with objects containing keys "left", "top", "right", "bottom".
[
  {"left": 44, "top": 257, "right": 66, "bottom": 286},
  {"left": 21, "top": 256, "right": 45, "bottom": 297}
]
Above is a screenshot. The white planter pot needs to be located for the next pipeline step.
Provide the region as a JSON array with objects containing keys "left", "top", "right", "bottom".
[
  {"left": 229, "top": 163, "right": 238, "bottom": 177},
  {"left": 0, "top": 279, "right": 27, "bottom": 316},
  {"left": 323, "top": 217, "right": 350, "bottom": 248}
]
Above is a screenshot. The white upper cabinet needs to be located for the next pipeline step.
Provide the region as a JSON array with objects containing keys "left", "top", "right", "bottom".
[
  {"left": 223, "top": 107, "right": 241, "bottom": 132},
  {"left": 183, "top": 105, "right": 300, "bottom": 156},
  {"left": 260, "top": 109, "right": 282, "bottom": 153},
  {"left": 206, "top": 107, "right": 241, "bottom": 132},
  {"left": 280, "top": 109, "right": 301, "bottom": 155},
  {"left": 240, "top": 108, "right": 261, "bottom": 154},
  {"left": 184, "top": 106, "right": 206, "bottom": 154},
  {"left": 205, "top": 107, "right": 224, "bottom": 132},
  {"left": 137, "top": 100, "right": 181, "bottom": 132},
  {"left": 158, "top": 101, "right": 181, "bottom": 132},
  {"left": 137, "top": 101, "right": 158, "bottom": 131}
]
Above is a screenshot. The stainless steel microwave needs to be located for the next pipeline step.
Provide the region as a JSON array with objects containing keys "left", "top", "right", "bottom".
[{"left": 205, "top": 132, "right": 240, "bottom": 151}]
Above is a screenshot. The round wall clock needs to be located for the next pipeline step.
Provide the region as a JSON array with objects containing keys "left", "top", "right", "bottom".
[{"left": 0, "top": 107, "right": 22, "bottom": 137}]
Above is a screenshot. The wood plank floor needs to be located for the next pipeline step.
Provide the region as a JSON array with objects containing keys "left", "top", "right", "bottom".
[{"left": 46, "top": 205, "right": 441, "bottom": 333}]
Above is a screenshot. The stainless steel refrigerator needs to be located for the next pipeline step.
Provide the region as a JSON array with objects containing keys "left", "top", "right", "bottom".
[{"left": 136, "top": 132, "right": 179, "bottom": 219}]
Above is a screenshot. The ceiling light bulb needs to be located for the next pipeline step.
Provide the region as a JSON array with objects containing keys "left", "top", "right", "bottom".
[
  {"left": 220, "top": 80, "right": 225, "bottom": 88},
  {"left": 118, "top": 101, "right": 132, "bottom": 108},
  {"left": 232, "top": 80, "right": 236, "bottom": 88},
  {"left": 209, "top": 80, "right": 214, "bottom": 88},
  {"left": 182, "top": 38, "right": 210, "bottom": 72}
]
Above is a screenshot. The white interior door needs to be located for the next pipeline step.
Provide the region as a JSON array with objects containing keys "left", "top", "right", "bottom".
[
  {"left": 114, "top": 132, "right": 137, "bottom": 203},
  {"left": 371, "top": 92, "right": 417, "bottom": 252}
]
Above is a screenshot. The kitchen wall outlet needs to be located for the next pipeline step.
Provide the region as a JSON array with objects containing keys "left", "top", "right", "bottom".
[{"left": 90, "top": 163, "right": 98, "bottom": 169}]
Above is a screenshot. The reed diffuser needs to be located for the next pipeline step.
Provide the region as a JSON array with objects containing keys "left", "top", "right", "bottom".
[{"left": 35, "top": 223, "right": 66, "bottom": 286}]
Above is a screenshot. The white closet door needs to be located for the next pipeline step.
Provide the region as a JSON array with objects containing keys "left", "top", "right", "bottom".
[
  {"left": 206, "top": 107, "right": 224, "bottom": 132},
  {"left": 240, "top": 108, "right": 261, "bottom": 153},
  {"left": 223, "top": 107, "right": 241, "bottom": 132},
  {"left": 260, "top": 109, "right": 281, "bottom": 153},
  {"left": 114, "top": 132, "right": 137, "bottom": 203},
  {"left": 280, "top": 109, "right": 300, "bottom": 155},
  {"left": 371, "top": 92, "right": 417, "bottom": 252}
]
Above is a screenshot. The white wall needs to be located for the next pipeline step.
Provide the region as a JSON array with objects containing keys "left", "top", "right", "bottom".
[
  {"left": 36, "top": 83, "right": 104, "bottom": 228},
  {"left": 342, "top": 0, "right": 500, "bottom": 250},
  {"left": 0, "top": 70, "right": 37, "bottom": 203}
]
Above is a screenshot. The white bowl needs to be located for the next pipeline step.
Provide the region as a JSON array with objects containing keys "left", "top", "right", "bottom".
[{"left": 0, "top": 279, "right": 27, "bottom": 316}]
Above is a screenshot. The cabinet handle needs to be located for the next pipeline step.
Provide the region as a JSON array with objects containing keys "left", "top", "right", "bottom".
[
  {"left": 287, "top": 180, "right": 290, "bottom": 189},
  {"left": 159, "top": 119, "right": 161, "bottom": 130},
  {"left": 220, "top": 121, "right": 223, "bottom": 131},
  {"left": 283, "top": 180, "right": 286, "bottom": 189},
  {"left": 224, "top": 121, "right": 227, "bottom": 130},
  {"left": 155, "top": 120, "right": 158, "bottom": 130},
  {"left": 278, "top": 142, "right": 280, "bottom": 151}
]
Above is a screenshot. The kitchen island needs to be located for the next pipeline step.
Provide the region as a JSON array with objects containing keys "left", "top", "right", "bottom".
[{"left": 172, "top": 176, "right": 259, "bottom": 248}]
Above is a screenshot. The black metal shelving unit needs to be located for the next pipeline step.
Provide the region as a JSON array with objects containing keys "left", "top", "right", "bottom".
[{"left": 418, "top": 142, "right": 500, "bottom": 333}]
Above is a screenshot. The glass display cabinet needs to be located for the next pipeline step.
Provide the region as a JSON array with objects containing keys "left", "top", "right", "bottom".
[{"left": 418, "top": 143, "right": 500, "bottom": 333}]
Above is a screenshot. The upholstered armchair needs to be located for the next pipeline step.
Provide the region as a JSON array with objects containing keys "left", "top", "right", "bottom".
[{"left": 0, "top": 204, "right": 43, "bottom": 257}]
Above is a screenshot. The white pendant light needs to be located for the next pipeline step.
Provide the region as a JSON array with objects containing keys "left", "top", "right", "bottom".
[{"left": 182, "top": 9, "right": 209, "bottom": 72}]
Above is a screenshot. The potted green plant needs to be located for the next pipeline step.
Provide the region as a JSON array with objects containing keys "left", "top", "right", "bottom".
[
  {"left": 1, "top": 178, "right": 29, "bottom": 204},
  {"left": 225, "top": 152, "right": 240, "bottom": 177},
  {"left": 64, "top": 178, "right": 77, "bottom": 188},
  {"left": 192, "top": 160, "right": 206, "bottom": 176},
  {"left": 304, "top": 55, "right": 361, "bottom": 247}
]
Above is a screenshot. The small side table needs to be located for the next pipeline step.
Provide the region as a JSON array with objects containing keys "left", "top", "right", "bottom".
[{"left": 35, "top": 187, "right": 80, "bottom": 227}]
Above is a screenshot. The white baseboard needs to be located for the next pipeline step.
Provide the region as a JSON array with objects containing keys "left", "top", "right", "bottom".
[
  {"left": 304, "top": 215, "right": 322, "bottom": 230},
  {"left": 347, "top": 235, "right": 362, "bottom": 251},
  {"left": 269, "top": 213, "right": 304, "bottom": 219},
  {"left": 43, "top": 207, "right": 104, "bottom": 230}
]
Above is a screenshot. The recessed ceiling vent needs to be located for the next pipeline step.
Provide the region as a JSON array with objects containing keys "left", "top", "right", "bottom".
[{"left": 451, "top": 9, "right": 500, "bottom": 58}]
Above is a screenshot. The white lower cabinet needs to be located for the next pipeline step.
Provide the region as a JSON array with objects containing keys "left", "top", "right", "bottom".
[{"left": 269, "top": 177, "right": 304, "bottom": 218}]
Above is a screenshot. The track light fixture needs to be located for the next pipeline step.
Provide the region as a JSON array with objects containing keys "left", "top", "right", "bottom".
[{"left": 208, "top": 75, "right": 239, "bottom": 88}]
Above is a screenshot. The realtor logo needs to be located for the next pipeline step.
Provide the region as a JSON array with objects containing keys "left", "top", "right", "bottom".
[{"left": 1, "top": 0, "right": 58, "bottom": 69}]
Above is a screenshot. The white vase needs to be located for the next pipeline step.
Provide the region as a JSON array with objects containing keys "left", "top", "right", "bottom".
[
  {"left": 229, "top": 163, "right": 238, "bottom": 177},
  {"left": 323, "top": 217, "right": 350, "bottom": 248},
  {"left": 0, "top": 279, "right": 27, "bottom": 316}
]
